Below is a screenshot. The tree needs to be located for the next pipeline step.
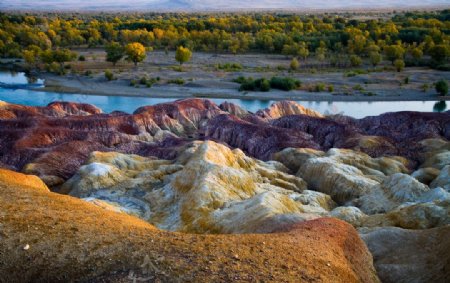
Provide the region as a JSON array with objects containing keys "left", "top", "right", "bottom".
[
  {"left": 125, "top": 42, "right": 146, "bottom": 66},
  {"left": 435, "top": 80, "right": 448, "bottom": 96},
  {"left": 315, "top": 47, "right": 326, "bottom": 61},
  {"left": 411, "top": 48, "right": 423, "bottom": 61},
  {"left": 350, "top": 55, "right": 362, "bottom": 67},
  {"left": 22, "top": 45, "right": 42, "bottom": 68},
  {"left": 394, "top": 59, "right": 405, "bottom": 72},
  {"left": 429, "top": 44, "right": 450, "bottom": 63},
  {"left": 369, "top": 52, "right": 382, "bottom": 67},
  {"left": 175, "top": 46, "right": 192, "bottom": 65},
  {"left": 290, "top": 58, "right": 299, "bottom": 70},
  {"left": 297, "top": 44, "right": 309, "bottom": 60},
  {"left": 384, "top": 45, "right": 405, "bottom": 64},
  {"left": 52, "top": 48, "right": 77, "bottom": 71},
  {"left": 105, "top": 42, "right": 124, "bottom": 66}
]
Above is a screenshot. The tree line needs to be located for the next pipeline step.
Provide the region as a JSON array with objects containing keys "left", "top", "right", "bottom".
[{"left": 0, "top": 10, "right": 449, "bottom": 69}]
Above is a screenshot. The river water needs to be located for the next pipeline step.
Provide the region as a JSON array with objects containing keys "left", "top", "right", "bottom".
[{"left": 0, "top": 71, "right": 447, "bottom": 118}]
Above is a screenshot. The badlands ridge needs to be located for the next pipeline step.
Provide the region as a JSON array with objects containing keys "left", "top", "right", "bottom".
[{"left": 0, "top": 98, "right": 449, "bottom": 282}]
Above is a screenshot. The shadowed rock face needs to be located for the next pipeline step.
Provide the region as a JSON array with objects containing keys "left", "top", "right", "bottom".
[
  {"left": 0, "top": 98, "right": 449, "bottom": 188},
  {"left": 361, "top": 226, "right": 450, "bottom": 283}
]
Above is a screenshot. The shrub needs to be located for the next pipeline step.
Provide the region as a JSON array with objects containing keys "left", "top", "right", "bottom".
[
  {"left": 345, "top": 71, "right": 357, "bottom": 77},
  {"left": 84, "top": 70, "right": 92, "bottom": 76},
  {"left": 238, "top": 77, "right": 257, "bottom": 91},
  {"left": 168, "top": 78, "right": 185, "bottom": 85},
  {"left": 435, "top": 80, "right": 449, "bottom": 96},
  {"left": 394, "top": 59, "right": 405, "bottom": 72},
  {"left": 328, "top": 85, "right": 334, "bottom": 92},
  {"left": 353, "top": 84, "right": 364, "bottom": 91},
  {"left": 47, "top": 62, "right": 65, "bottom": 75},
  {"left": 290, "top": 58, "right": 299, "bottom": 70},
  {"left": 314, "top": 83, "right": 326, "bottom": 92},
  {"left": 435, "top": 64, "right": 450, "bottom": 71},
  {"left": 130, "top": 79, "right": 137, "bottom": 86},
  {"left": 235, "top": 76, "right": 301, "bottom": 92},
  {"left": 104, "top": 69, "right": 114, "bottom": 81},
  {"left": 404, "top": 76, "right": 410, "bottom": 84},
  {"left": 421, "top": 83, "right": 430, "bottom": 92},
  {"left": 233, "top": 76, "right": 248, "bottom": 84},
  {"left": 258, "top": 78, "right": 271, "bottom": 92},
  {"left": 217, "top": 62, "right": 243, "bottom": 71},
  {"left": 78, "top": 55, "right": 86, "bottom": 61},
  {"left": 139, "top": 76, "right": 148, "bottom": 85},
  {"left": 269, "top": 77, "right": 301, "bottom": 91},
  {"left": 172, "top": 66, "right": 183, "bottom": 72}
]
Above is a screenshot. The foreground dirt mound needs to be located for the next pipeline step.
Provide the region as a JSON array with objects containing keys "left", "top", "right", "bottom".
[{"left": 0, "top": 169, "right": 379, "bottom": 283}]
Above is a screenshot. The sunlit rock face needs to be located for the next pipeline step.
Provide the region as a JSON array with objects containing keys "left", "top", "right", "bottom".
[
  {"left": 275, "top": 146, "right": 450, "bottom": 230},
  {"left": 256, "top": 100, "right": 324, "bottom": 119},
  {"left": 62, "top": 141, "right": 336, "bottom": 233},
  {"left": 280, "top": 148, "right": 410, "bottom": 204}
]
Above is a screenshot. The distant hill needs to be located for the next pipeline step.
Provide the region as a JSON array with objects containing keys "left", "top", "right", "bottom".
[{"left": 1, "top": 0, "right": 449, "bottom": 11}]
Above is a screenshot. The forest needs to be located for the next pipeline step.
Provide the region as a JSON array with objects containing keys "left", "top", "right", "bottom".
[{"left": 0, "top": 10, "right": 449, "bottom": 71}]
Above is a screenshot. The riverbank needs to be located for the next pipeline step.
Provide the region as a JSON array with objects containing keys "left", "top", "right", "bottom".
[
  {"left": 3, "top": 49, "right": 450, "bottom": 102},
  {"left": 38, "top": 68, "right": 450, "bottom": 102}
]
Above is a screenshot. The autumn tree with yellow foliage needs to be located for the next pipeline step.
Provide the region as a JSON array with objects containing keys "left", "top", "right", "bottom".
[{"left": 125, "top": 42, "right": 146, "bottom": 66}]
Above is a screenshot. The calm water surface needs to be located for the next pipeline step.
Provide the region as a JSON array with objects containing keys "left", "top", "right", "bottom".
[{"left": 0, "top": 72, "right": 447, "bottom": 118}]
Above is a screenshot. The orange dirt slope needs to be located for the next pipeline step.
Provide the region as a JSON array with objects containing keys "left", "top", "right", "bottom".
[{"left": 0, "top": 169, "right": 379, "bottom": 282}]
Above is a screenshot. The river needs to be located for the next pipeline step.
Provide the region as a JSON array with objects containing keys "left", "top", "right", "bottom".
[{"left": 0, "top": 71, "right": 447, "bottom": 118}]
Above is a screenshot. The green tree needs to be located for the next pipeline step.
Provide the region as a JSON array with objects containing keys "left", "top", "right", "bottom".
[
  {"left": 125, "top": 42, "right": 146, "bottom": 66},
  {"left": 52, "top": 48, "right": 77, "bottom": 71},
  {"left": 394, "top": 59, "right": 405, "bottom": 72},
  {"left": 384, "top": 45, "right": 405, "bottom": 64},
  {"left": 297, "top": 44, "right": 309, "bottom": 60},
  {"left": 175, "top": 46, "right": 192, "bottom": 65},
  {"left": 435, "top": 80, "right": 448, "bottom": 96},
  {"left": 429, "top": 44, "right": 450, "bottom": 63},
  {"left": 369, "top": 52, "right": 382, "bottom": 67},
  {"left": 411, "top": 48, "right": 423, "bottom": 61},
  {"left": 105, "top": 42, "right": 124, "bottom": 66},
  {"left": 22, "top": 45, "right": 42, "bottom": 68},
  {"left": 350, "top": 55, "right": 362, "bottom": 67}
]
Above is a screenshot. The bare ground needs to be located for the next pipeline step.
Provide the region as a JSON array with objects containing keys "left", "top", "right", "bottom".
[{"left": 29, "top": 50, "right": 450, "bottom": 101}]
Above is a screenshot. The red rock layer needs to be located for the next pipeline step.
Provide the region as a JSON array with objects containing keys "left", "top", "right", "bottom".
[{"left": 0, "top": 98, "right": 448, "bottom": 186}]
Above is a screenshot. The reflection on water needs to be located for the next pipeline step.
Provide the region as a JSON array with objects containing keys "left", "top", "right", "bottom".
[
  {"left": 433, "top": 101, "right": 447, "bottom": 112},
  {"left": 0, "top": 71, "right": 447, "bottom": 119}
]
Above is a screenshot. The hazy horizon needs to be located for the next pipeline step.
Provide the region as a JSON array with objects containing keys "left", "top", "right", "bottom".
[{"left": 1, "top": 0, "right": 449, "bottom": 12}]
